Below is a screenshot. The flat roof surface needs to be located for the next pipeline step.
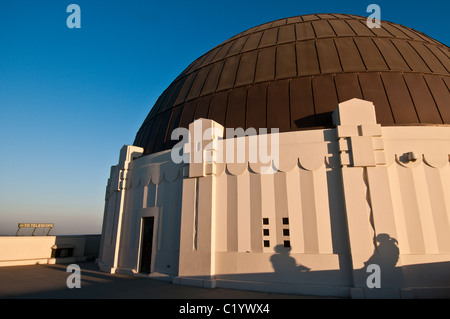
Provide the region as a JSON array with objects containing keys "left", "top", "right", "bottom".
[{"left": 0, "top": 261, "right": 331, "bottom": 299}]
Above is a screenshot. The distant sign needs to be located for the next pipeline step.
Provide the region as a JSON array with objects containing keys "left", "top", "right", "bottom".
[
  {"left": 16, "top": 223, "right": 54, "bottom": 236},
  {"left": 18, "top": 223, "right": 54, "bottom": 229}
]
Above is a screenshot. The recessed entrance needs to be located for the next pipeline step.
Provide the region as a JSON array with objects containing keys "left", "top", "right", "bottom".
[{"left": 140, "top": 217, "right": 154, "bottom": 274}]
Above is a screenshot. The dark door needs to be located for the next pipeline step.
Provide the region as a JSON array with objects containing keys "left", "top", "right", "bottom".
[{"left": 140, "top": 217, "right": 154, "bottom": 274}]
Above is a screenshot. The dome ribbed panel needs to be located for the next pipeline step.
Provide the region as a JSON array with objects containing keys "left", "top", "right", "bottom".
[{"left": 135, "top": 13, "right": 450, "bottom": 155}]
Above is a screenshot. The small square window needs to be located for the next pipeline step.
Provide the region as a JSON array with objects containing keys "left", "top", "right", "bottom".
[
  {"left": 264, "top": 240, "right": 270, "bottom": 247},
  {"left": 284, "top": 240, "right": 291, "bottom": 248},
  {"left": 283, "top": 229, "right": 290, "bottom": 236},
  {"left": 263, "top": 229, "right": 270, "bottom": 236},
  {"left": 263, "top": 218, "right": 269, "bottom": 225},
  {"left": 282, "top": 218, "right": 289, "bottom": 225}
]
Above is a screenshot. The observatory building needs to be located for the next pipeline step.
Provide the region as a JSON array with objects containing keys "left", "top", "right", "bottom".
[{"left": 97, "top": 13, "right": 450, "bottom": 298}]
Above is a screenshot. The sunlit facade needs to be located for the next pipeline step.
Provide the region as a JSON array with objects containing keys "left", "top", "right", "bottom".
[{"left": 97, "top": 14, "right": 450, "bottom": 298}]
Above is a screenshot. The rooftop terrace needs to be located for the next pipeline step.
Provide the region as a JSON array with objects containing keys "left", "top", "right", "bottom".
[{"left": 0, "top": 261, "right": 323, "bottom": 299}]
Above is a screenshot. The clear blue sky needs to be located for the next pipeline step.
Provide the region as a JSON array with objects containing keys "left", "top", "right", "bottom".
[{"left": 0, "top": 0, "right": 448, "bottom": 235}]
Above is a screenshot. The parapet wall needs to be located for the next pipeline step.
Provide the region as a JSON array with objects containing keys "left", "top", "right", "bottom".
[{"left": 0, "top": 235, "right": 101, "bottom": 267}]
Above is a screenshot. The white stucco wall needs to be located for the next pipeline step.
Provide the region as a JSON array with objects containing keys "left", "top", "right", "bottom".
[
  {"left": 98, "top": 147, "right": 184, "bottom": 277},
  {"left": 0, "top": 235, "right": 100, "bottom": 267},
  {"left": 98, "top": 98, "right": 450, "bottom": 298}
]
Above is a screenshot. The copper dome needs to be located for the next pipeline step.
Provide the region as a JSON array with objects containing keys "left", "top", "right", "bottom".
[{"left": 134, "top": 13, "right": 450, "bottom": 155}]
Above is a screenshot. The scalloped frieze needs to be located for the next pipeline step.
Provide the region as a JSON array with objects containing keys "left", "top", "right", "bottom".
[
  {"left": 423, "top": 153, "right": 450, "bottom": 168},
  {"left": 124, "top": 162, "right": 183, "bottom": 188},
  {"left": 394, "top": 153, "right": 450, "bottom": 169}
]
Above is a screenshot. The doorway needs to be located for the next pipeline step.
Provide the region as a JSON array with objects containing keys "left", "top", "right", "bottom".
[{"left": 140, "top": 217, "right": 154, "bottom": 274}]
